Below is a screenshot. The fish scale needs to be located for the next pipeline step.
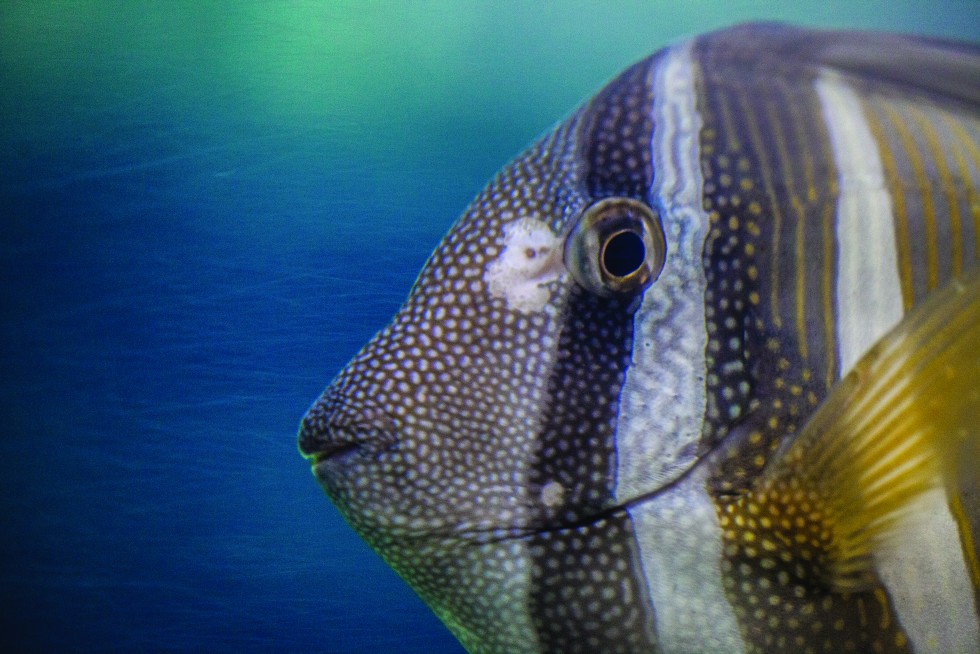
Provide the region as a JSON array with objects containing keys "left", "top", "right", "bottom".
[{"left": 299, "top": 23, "right": 980, "bottom": 654}]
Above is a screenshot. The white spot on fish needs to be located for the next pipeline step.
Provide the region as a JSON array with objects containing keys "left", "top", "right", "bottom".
[
  {"left": 484, "top": 218, "right": 563, "bottom": 313},
  {"left": 540, "top": 480, "right": 565, "bottom": 508}
]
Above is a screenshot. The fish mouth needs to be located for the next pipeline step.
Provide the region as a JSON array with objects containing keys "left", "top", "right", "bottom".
[
  {"left": 304, "top": 440, "right": 362, "bottom": 465},
  {"left": 298, "top": 402, "right": 399, "bottom": 468},
  {"left": 298, "top": 423, "right": 369, "bottom": 466}
]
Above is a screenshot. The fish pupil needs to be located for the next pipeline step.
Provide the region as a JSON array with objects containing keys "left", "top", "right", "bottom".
[{"left": 602, "top": 230, "right": 645, "bottom": 278}]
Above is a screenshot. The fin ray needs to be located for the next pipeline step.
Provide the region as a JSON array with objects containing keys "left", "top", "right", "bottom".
[{"left": 760, "top": 273, "right": 980, "bottom": 591}]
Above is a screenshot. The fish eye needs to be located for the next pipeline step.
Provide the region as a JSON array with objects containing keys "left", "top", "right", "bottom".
[{"left": 564, "top": 197, "right": 667, "bottom": 296}]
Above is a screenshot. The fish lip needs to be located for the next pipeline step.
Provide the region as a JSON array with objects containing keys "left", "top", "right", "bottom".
[
  {"left": 306, "top": 440, "right": 362, "bottom": 464},
  {"left": 298, "top": 423, "right": 369, "bottom": 466},
  {"left": 298, "top": 405, "right": 400, "bottom": 467}
]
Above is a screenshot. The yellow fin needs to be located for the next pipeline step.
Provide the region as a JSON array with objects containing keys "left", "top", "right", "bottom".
[{"left": 759, "top": 272, "right": 980, "bottom": 591}]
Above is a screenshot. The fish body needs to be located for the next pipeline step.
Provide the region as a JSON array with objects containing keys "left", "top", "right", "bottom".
[{"left": 299, "top": 24, "right": 980, "bottom": 654}]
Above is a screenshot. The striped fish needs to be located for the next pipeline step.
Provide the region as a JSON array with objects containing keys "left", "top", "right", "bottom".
[{"left": 299, "top": 24, "right": 980, "bottom": 654}]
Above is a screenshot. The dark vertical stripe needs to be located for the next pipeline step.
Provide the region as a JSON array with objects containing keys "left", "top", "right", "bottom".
[
  {"left": 527, "top": 287, "right": 658, "bottom": 653},
  {"left": 581, "top": 58, "right": 655, "bottom": 199},
  {"left": 694, "top": 32, "right": 840, "bottom": 465},
  {"left": 692, "top": 25, "right": 917, "bottom": 652},
  {"left": 523, "top": 57, "right": 662, "bottom": 652},
  {"left": 734, "top": 86, "right": 786, "bottom": 333},
  {"left": 526, "top": 513, "right": 659, "bottom": 653}
]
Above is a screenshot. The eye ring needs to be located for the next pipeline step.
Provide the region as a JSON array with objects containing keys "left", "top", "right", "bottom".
[{"left": 563, "top": 197, "right": 667, "bottom": 296}]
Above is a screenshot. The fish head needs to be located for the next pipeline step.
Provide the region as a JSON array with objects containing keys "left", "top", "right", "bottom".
[
  {"left": 299, "top": 195, "right": 666, "bottom": 521},
  {"left": 298, "top": 51, "right": 709, "bottom": 643},
  {"left": 298, "top": 54, "right": 684, "bottom": 539}
]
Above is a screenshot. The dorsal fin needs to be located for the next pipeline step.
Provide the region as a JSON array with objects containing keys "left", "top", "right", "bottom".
[
  {"left": 816, "top": 32, "right": 980, "bottom": 107},
  {"left": 703, "top": 23, "right": 980, "bottom": 108}
]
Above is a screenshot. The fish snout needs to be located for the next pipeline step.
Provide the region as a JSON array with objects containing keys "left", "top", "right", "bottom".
[{"left": 298, "top": 391, "right": 399, "bottom": 466}]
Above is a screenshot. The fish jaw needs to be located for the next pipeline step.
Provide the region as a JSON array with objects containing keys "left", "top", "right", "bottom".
[{"left": 296, "top": 297, "right": 568, "bottom": 541}]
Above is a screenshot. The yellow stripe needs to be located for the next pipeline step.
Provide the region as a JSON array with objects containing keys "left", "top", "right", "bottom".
[
  {"left": 864, "top": 102, "right": 915, "bottom": 311},
  {"left": 811, "top": 84, "right": 839, "bottom": 388},
  {"left": 949, "top": 492, "right": 980, "bottom": 588},
  {"left": 783, "top": 81, "right": 819, "bottom": 204},
  {"left": 942, "top": 115, "right": 980, "bottom": 260},
  {"left": 736, "top": 88, "right": 784, "bottom": 328},
  {"left": 821, "top": 201, "right": 837, "bottom": 389},
  {"left": 884, "top": 104, "right": 939, "bottom": 291},
  {"left": 874, "top": 588, "right": 892, "bottom": 629},
  {"left": 762, "top": 86, "right": 809, "bottom": 359},
  {"left": 946, "top": 115, "right": 980, "bottom": 169},
  {"left": 713, "top": 79, "right": 743, "bottom": 154},
  {"left": 780, "top": 80, "right": 819, "bottom": 363},
  {"left": 914, "top": 107, "right": 964, "bottom": 276},
  {"left": 794, "top": 202, "right": 808, "bottom": 361}
]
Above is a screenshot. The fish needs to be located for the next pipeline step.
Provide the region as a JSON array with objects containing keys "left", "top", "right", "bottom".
[{"left": 298, "top": 23, "right": 980, "bottom": 654}]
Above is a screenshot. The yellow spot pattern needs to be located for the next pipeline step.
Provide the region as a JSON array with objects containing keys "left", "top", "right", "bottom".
[{"left": 717, "top": 486, "right": 911, "bottom": 654}]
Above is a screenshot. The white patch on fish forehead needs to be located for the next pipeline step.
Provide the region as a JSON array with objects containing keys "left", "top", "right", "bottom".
[{"left": 484, "top": 217, "right": 564, "bottom": 313}]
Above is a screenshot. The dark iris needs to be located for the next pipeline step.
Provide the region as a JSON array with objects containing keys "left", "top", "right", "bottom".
[{"left": 602, "top": 230, "right": 645, "bottom": 278}]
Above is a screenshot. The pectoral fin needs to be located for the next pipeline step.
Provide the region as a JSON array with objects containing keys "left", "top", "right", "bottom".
[{"left": 755, "top": 272, "right": 980, "bottom": 591}]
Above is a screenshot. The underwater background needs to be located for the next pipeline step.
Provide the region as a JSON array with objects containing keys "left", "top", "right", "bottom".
[{"left": 1, "top": 1, "right": 977, "bottom": 652}]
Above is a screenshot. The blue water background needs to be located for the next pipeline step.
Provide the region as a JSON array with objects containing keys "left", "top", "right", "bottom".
[{"left": 2, "top": 2, "right": 977, "bottom": 652}]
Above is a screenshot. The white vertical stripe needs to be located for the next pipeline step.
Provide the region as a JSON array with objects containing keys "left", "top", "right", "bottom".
[
  {"left": 615, "top": 41, "right": 709, "bottom": 499},
  {"left": 815, "top": 71, "right": 903, "bottom": 372},
  {"left": 817, "top": 70, "right": 979, "bottom": 654},
  {"left": 616, "top": 41, "right": 745, "bottom": 653},
  {"left": 877, "top": 488, "right": 980, "bottom": 654},
  {"left": 630, "top": 471, "right": 747, "bottom": 653}
]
